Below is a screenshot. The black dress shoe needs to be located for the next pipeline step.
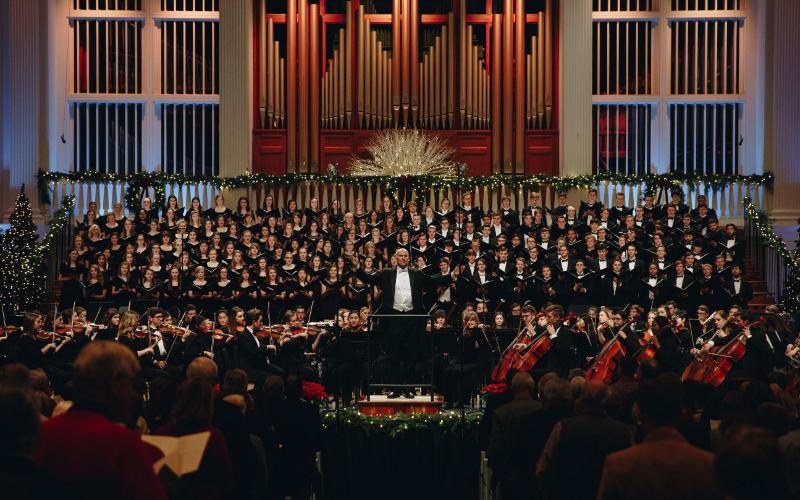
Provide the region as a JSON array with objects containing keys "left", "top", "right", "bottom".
[
  {"left": 387, "top": 391, "right": 402, "bottom": 399},
  {"left": 403, "top": 391, "right": 415, "bottom": 399}
]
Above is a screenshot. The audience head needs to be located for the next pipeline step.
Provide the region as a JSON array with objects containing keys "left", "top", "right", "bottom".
[
  {"left": 577, "top": 381, "right": 611, "bottom": 413},
  {"left": 714, "top": 426, "right": 788, "bottom": 500},
  {"left": 0, "top": 385, "right": 40, "bottom": 457},
  {"left": 186, "top": 356, "right": 218, "bottom": 386},
  {"left": 222, "top": 369, "right": 249, "bottom": 397},
  {"left": 510, "top": 371, "right": 535, "bottom": 399},
  {"left": 72, "top": 341, "right": 140, "bottom": 422},
  {"left": 636, "top": 373, "right": 683, "bottom": 428},
  {"left": 171, "top": 378, "right": 214, "bottom": 432},
  {"left": 263, "top": 375, "right": 285, "bottom": 400}
]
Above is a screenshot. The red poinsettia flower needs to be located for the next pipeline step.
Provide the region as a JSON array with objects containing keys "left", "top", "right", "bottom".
[
  {"left": 302, "top": 381, "right": 329, "bottom": 401},
  {"left": 479, "top": 382, "right": 508, "bottom": 395}
]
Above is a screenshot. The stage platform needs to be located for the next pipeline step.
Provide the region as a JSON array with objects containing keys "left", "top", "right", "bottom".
[{"left": 356, "top": 395, "right": 445, "bottom": 415}]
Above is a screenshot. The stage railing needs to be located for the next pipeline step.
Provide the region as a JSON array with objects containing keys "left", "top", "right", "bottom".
[
  {"left": 744, "top": 204, "right": 792, "bottom": 305},
  {"left": 480, "top": 451, "right": 494, "bottom": 500},
  {"left": 46, "top": 212, "right": 74, "bottom": 305},
  {"left": 45, "top": 175, "right": 768, "bottom": 225}
]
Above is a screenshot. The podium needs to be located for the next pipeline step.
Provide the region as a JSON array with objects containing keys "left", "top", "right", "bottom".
[{"left": 365, "top": 312, "right": 438, "bottom": 403}]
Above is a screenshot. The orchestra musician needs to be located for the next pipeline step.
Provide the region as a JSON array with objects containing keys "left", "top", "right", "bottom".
[{"left": 17, "top": 184, "right": 773, "bottom": 407}]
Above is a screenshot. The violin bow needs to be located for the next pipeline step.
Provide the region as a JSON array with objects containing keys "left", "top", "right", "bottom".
[
  {"left": 210, "top": 320, "right": 216, "bottom": 352},
  {"left": 266, "top": 300, "right": 275, "bottom": 348}
]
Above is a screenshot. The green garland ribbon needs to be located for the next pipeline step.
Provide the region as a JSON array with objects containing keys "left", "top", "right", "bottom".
[
  {"left": 742, "top": 197, "right": 800, "bottom": 313},
  {"left": 38, "top": 170, "right": 773, "bottom": 212},
  {"left": 320, "top": 408, "right": 482, "bottom": 438},
  {"left": 742, "top": 198, "right": 794, "bottom": 263}
]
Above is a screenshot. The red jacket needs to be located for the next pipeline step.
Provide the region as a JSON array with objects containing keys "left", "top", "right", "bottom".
[{"left": 34, "top": 410, "right": 167, "bottom": 500}]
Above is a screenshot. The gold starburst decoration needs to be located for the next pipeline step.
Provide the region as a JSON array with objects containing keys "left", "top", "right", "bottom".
[{"left": 350, "top": 128, "right": 456, "bottom": 177}]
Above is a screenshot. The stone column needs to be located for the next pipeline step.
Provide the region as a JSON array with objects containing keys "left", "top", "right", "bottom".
[
  {"left": 558, "top": 0, "right": 592, "bottom": 208},
  {"left": 766, "top": 0, "right": 800, "bottom": 225},
  {"left": 1, "top": 0, "right": 46, "bottom": 223},
  {"left": 558, "top": 0, "right": 592, "bottom": 179},
  {"left": 219, "top": 0, "right": 253, "bottom": 203}
]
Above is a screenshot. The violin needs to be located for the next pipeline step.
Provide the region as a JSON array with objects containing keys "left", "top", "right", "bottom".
[
  {"left": 132, "top": 325, "right": 160, "bottom": 340},
  {"left": 0, "top": 325, "right": 20, "bottom": 336},
  {"left": 159, "top": 324, "right": 195, "bottom": 338},
  {"left": 53, "top": 322, "right": 88, "bottom": 335},
  {"left": 35, "top": 329, "right": 67, "bottom": 342},
  {"left": 209, "top": 328, "right": 235, "bottom": 341}
]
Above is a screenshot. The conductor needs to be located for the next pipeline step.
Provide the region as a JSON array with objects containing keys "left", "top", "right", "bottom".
[{"left": 352, "top": 248, "right": 459, "bottom": 398}]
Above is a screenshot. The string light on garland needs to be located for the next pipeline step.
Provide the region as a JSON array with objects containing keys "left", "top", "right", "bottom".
[
  {"left": 320, "top": 408, "right": 482, "bottom": 438},
  {"left": 742, "top": 198, "right": 793, "bottom": 261},
  {"left": 38, "top": 170, "right": 774, "bottom": 212},
  {"left": 742, "top": 197, "right": 800, "bottom": 313}
]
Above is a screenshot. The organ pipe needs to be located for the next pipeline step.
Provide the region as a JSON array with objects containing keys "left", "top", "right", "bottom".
[
  {"left": 465, "top": 25, "right": 473, "bottom": 128},
  {"left": 310, "top": 3, "right": 319, "bottom": 166},
  {"left": 458, "top": 0, "right": 466, "bottom": 127},
  {"left": 267, "top": 20, "right": 274, "bottom": 128},
  {"left": 491, "top": 14, "right": 501, "bottom": 171},
  {"left": 357, "top": 6, "right": 364, "bottom": 126},
  {"left": 401, "top": 0, "right": 410, "bottom": 125},
  {"left": 345, "top": 1, "right": 353, "bottom": 128},
  {"left": 287, "top": 0, "right": 297, "bottom": 169},
  {"left": 298, "top": 0, "right": 308, "bottom": 167},
  {"left": 515, "top": 0, "right": 525, "bottom": 170},
  {"left": 544, "top": 0, "right": 552, "bottom": 128},
  {"left": 410, "top": 0, "right": 419, "bottom": 127},
  {"left": 447, "top": 13, "right": 455, "bottom": 127},
  {"left": 338, "top": 27, "right": 345, "bottom": 127},
  {"left": 536, "top": 8, "right": 545, "bottom": 128},
  {"left": 392, "top": 0, "right": 400, "bottom": 126},
  {"left": 259, "top": 1, "right": 266, "bottom": 127},
  {"left": 503, "top": 0, "right": 513, "bottom": 171}
]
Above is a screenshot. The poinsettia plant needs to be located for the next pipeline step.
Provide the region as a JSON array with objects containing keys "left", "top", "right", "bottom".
[
  {"left": 302, "top": 381, "right": 329, "bottom": 402},
  {"left": 479, "top": 382, "right": 508, "bottom": 398}
]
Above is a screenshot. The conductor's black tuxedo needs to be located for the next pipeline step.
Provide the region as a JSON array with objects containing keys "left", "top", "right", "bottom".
[{"left": 356, "top": 266, "right": 453, "bottom": 388}]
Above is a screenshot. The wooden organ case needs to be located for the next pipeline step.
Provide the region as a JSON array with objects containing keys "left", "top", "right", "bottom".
[{"left": 253, "top": 0, "right": 558, "bottom": 176}]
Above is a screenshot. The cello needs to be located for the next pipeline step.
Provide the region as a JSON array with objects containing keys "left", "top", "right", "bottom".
[
  {"left": 511, "top": 314, "right": 556, "bottom": 373},
  {"left": 682, "top": 316, "right": 765, "bottom": 386},
  {"left": 490, "top": 313, "right": 540, "bottom": 382},
  {"left": 700, "top": 316, "right": 766, "bottom": 387},
  {"left": 586, "top": 322, "right": 629, "bottom": 384},
  {"left": 681, "top": 312, "right": 720, "bottom": 383}
]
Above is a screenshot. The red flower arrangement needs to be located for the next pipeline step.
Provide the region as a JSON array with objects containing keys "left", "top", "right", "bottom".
[
  {"left": 479, "top": 382, "right": 508, "bottom": 396},
  {"left": 302, "top": 381, "right": 329, "bottom": 401}
]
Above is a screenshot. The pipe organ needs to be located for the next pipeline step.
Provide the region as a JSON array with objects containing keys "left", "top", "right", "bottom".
[{"left": 255, "top": 0, "right": 557, "bottom": 175}]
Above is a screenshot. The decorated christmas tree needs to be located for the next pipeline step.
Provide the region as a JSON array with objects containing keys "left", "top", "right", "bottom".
[
  {"left": 781, "top": 225, "right": 800, "bottom": 314},
  {"left": 0, "top": 186, "right": 45, "bottom": 312}
]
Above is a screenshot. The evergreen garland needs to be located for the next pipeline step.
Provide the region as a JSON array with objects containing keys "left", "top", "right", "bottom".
[
  {"left": 783, "top": 227, "right": 800, "bottom": 314},
  {"left": 38, "top": 170, "right": 774, "bottom": 212},
  {"left": 320, "top": 408, "right": 482, "bottom": 438},
  {"left": 742, "top": 198, "right": 800, "bottom": 313}
]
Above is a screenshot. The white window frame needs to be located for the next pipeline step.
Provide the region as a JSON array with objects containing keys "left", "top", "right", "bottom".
[
  {"left": 56, "top": 0, "right": 219, "bottom": 174},
  {"left": 591, "top": 0, "right": 757, "bottom": 175}
]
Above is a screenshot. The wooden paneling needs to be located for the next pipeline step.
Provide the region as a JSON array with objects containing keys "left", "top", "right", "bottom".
[
  {"left": 525, "top": 132, "right": 558, "bottom": 175},
  {"left": 252, "top": 130, "right": 286, "bottom": 174}
]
